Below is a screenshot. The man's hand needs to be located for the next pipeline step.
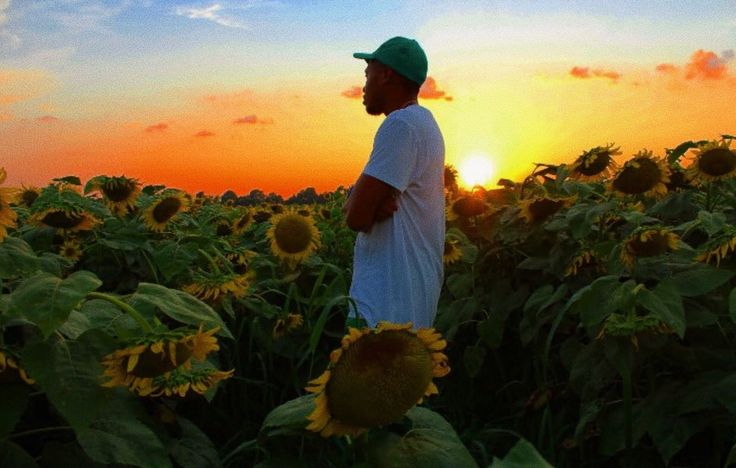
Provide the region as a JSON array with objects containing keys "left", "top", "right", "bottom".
[
  {"left": 374, "top": 191, "right": 398, "bottom": 222},
  {"left": 344, "top": 174, "right": 399, "bottom": 232}
]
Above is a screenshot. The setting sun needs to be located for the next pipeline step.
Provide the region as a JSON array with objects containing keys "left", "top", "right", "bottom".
[{"left": 458, "top": 153, "right": 495, "bottom": 188}]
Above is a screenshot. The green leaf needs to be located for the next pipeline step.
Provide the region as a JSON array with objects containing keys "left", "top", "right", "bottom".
[
  {"left": 0, "top": 441, "right": 39, "bottom": 468},
  {"left": 129, "top": 283, "right": 232, "bottom": 338},
  {"left": 8, "top": 271, "right": 102, "bottom": 338},
  {"left": 0, "top": 383, "right": 30, "bottom": 438},
  {"left": 21, "top": 336, "right": 113, "bottom": 430},
  {"left": 463, "top": 345, "right": 486, "bottom": 378},
  {"left": 168, "top": 418, "right": 221, "bottom": 468},
  {"left": 362, "top": 407, "right": 477, "bottom": 468},
  {"left": 639, "top": 283, "right": 686, "bottom": 338},
  {"left": 569, "top": 276, "right": 621, "bottom": 329},
  {"left": 77, "top": 417, "right": 171, "bottom": 468},
  {"left": 259, "top": 394, "right": 314, "bottom": 439},
  {"left": 0, "top": 237, "right": 41, "bottom": 279},
  {"left": 477, "top": 313, "right": 505, "bottom": 349},
  {"left": 729, "top": 287, "right": 736, "bottom": 325},
  {"left": 446, "top": 272, "right": 474, "bottom": 298},
  {"left": 490, "top": 437, "right": 553, "bottom": 468},
  {"left": 664, "top": 266, "right": 734, "bottom": 298}
]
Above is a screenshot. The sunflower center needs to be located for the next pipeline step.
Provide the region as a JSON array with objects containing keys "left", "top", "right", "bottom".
[
  {"left": 128, "top": 342, "right": 193, "bottom": 378},
  {"left": 698, "top": 148, "right": 736, "bottom": 177},
  {"left": 103, "top": 181, "right": 135, "bottom": 202},
  {"left": 578, "top": 152, "right": 611, "bottom": 176},
  {"left": 20, "top": 190, "right": 39, "bottom": 207},
  {"left": 235, "top": 213, "right": 252, "bottom": 229},
  {"left": 152, "top": 197, "right": 182, "bottom": 223},
  {"left": 326, "top": 330, "right": 433, "bottom": 428},
  {"left": 216, "top": 223, "right": 233, "bottom": 236},
  {"left": 41, "top": 210, "right": 84, "bottom": 229},
  {"left": 452, "top": 196, "right": 485, "bottom": 217},
  {"left": 274, "top": 215, "right": 313, "bottom": 254},
  {"left": 612, "top": 158, "right": 663, "bottom": 195}
]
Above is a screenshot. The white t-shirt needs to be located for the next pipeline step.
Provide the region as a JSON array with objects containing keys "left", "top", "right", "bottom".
[{"left": 349, "top": 104, "right": 445, "bottom": 329}]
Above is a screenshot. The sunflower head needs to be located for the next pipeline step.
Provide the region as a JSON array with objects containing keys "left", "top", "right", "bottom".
[
  {"left": 444, "top": 164, "right": 460, "bottom": 194},
  {"left": 569, "top": 143, "right": 621, "bottom": 181},
  {"left": 13, "top": 185, "right": 41, "bottom": 208},
  {"left": 231, "top": 208, "right": 254, "bottom": 235},
  {"left": 696, "top": 231, "right": 736, "bottom": 266},
  {"left": 59, "top": 238, "right": 83, "bottom": 262},
  {"left": 272, "top": 313, "right": 305, "bottom": 340},
  {"left": 183, "top": 268, "right": 252, "bottom": 302},
  {"left": 517, "top": 196, "right": 571, "bottom": 224},
  {"left": 447, "top": 195, "right": 486, "bottom": 220},
  {"left": 443, "top": 238, "right": 463, "bottom": 265},
  {"left": 142, "top": 190, "right": 189, "bottom": 232},
  {"left": 253, "top": 210, "right": 272, "bottom": 223},
  {"left": 86, "top": 175, "right": 141, "bottom": 216},
  {"left": 148, "top": 365, "right": 234, "bottom": 398},
  {"left": 266, "top": 210, "right": 321, "bottom": 268},
  {"left": 686, "top": 139, "right": 736, "bottom": 184},
  {"left": 0, "top": 170, "right": 18, "bottom": 241},
  {"left": 621, "top": 227, "right": 679, "bottom": 268},
  {"left": 305, "top": 322, "right": 450, "bottom": 437},
  {"left": 0, "top": 350, "right": 35, "bottom": 385},
  {"left": 564, "top": 249, "right": 597, "bottom": 277},
  {"left": 609, "top": 150, "right": 670, "bottom": 197}
]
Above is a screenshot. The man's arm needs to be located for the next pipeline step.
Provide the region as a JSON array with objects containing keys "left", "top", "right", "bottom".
[{"left": 343, "top": 173, "right": 399, "bottom": 232}]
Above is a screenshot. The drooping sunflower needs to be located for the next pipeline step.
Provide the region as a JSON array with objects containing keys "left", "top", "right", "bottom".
[
  {"left": 13, "top": 184, "right": 41, "bottom": 208},
  {"left": 0, "top": 168, "right": 18, "bottom": 242},
  {"left": 32, "top": 208, "right": 98, "bottom": 232},
  {"left": 569, "top": 143, "right": 621, "bottom": 181},
  {"left": 620, "top": 227, "right": 679, "bottom": 268},
  {"left": 597, "top": 312, "right": 673, "bottom": 350},
  {"left": 696, "top": 230, "right": 736, "bottom": 266},
  {"left": 446, "top": 194, "right": 486, "bottom": 221},
  {"left": 86, "top": 175, "right": 141, "bottom": 216},
  {"left": 270, "top": 203, "right": 285, "bottom": 214},
  {"left": 305, "top": 322, "right": 450, "bottom": 437},
  {"left": 272, "top": 313, "right": 305, "bottom": 340},
  {"left": 686, "top": 139, "right": 736, "bottom": 184},
  {"left": 609, "top": 150, "right": 670, "bottom": 197},
  {"left": 231, "top": 208, "right": 254, "bottom": 235},
  {"left": 564, "top": 249, "right": 597, "bottom": 277},
  {"left": 517, "top": 196, "right": 572, "bottom": 224},
  {"left": 0, "top": 350, "right": 35, "bottom": 385},
  {"left": 148, "top": 364, "right": 234, "bottom": 398},
  {"left": 443, "top": 238, "right": 463, "bottom": 265},
  {"left": 183, "top": 269, "right": 252, "bottom": 302},
  {"left": 59, "top": 238, "right": 83, "bottom": 262},
  {"left": 267, "top": 210, "right": 321, "bottom": 268},
  {"left": 100, "top": 326, "right": 220, "bottom": 396},
  {"left": 253, "top": 209, "right": 272, "bottom": 223},
  {"left": 142, "top": 191, "right": 189, "bottom": 232}
]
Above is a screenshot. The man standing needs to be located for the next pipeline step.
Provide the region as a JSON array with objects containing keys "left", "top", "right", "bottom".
[{"left": 343, "top": 36, "right": 445, "bottom": 329}]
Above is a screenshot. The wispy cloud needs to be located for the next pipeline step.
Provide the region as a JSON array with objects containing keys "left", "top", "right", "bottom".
[
  {"left": 233, "top": 114, "right": 273, "bottom": 124},
  {"left": 0, "top": 0, "right": 21, "bottom": 50},
  {"left": 175, "top": 3, "right": 244, "bottom": 28},
  {"left": 419, "top": 77, "right": 453, "bottom": 101},
  {"left": 145, "top": 122, "right": 168, "bottom": 132},
  {"left": 340, "top": 86, "right": 361, "bottom": 99},
  {"left": 685, "top": 49, "right": 729, "bottom": 80},
  {"left": 36, "top": 115, "right": 58, "bottom": 123},
  {"left": 195, "top": 129, "right": 215, "bottom": 137},
  {"left": 570, "top": 66, "right": 621, "bottom": 82},
  {"left": 45, "top": 1, "right": 140, "bottom": 34}
]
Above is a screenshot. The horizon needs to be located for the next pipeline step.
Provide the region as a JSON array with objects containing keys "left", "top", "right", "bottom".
[{"left": 1, "top": 1, "right": 735, "bottom": 197}]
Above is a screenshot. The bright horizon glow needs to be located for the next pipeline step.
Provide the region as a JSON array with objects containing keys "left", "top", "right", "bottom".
[{"left": 458, "top": 153, "right": 495, "bottom": 189}]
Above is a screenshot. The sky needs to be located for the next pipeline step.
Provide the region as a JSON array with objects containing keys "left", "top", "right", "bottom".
[{"left": 1, "top": 0, "right": 735, "bottom": 196}]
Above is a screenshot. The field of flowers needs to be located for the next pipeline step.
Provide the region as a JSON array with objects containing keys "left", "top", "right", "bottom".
[{"left": 1, "top": 134, "right": 736, "bottom": 467}]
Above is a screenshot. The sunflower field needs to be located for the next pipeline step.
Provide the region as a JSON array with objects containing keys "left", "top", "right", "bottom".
[{"left": 1, "top": 134, "right": 736, "bottom": 467}]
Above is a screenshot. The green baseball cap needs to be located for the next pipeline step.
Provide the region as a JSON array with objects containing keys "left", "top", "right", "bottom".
[{"left": 353, "top": 36, "right": 428, "bottom": 85}]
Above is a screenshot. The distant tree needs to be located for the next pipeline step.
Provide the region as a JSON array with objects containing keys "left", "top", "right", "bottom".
[
  {"left": 265, "top": 192, "right": 284, "bottom": 204},
  {"left": 221, "top": 190, "right": 238, "bottom": 205},
  {"left": 286, "top": 187, "right": 326, "bottom": 205}
]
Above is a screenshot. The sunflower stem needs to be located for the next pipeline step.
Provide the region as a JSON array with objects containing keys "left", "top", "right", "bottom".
[
  {"left": 198, "top": 249, "right": 222, "bottom": 274},
  {"left": 86, "top": 292, "right": 153, "bottom": 333}
]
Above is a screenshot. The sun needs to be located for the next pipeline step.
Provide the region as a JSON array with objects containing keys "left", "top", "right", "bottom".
[{"left": 458, "top": 153, "right": 495, "bottom": 188}]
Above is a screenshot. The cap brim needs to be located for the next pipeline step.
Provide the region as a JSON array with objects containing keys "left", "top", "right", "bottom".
[{"left": 353, "top": 52, "right": 373, "bottom": 60}]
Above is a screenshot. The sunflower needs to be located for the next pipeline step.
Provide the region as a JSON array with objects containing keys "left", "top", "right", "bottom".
[
  {"left": 100, "top": 326, "right": 220, "bottom": 396},
  {"left": 0, "top": 168, "right": 18, "bottom": 242},
  {"left": 609, "top": 150, "right": 670, "bottom": 197},
  {"left": 13, "top": 185, "right": 41, "bottom": 208},
  {"left": 183, "top": 270, "right": 252, "bottom": 302},
  {"left": 270, "top": 203, "right": 285, "bottom": 214},
  {"left": 148, "top": 365, "right": 234, "bottom": 398},
  {"left": 305, "top": 322, "right": 450, "bottom": 438},
  {"left": 215, "top": 220, "right": 233, "bottom": 236},
  {"left": 142, "top": 191, "right": 189, "bottom": 232},
  {"left": 564, "top": 249, "right": 596, "bottom": 277},
  {"left": 0, "top": 350, "right": 35, "bottom": 385},
  {"left": 267, "top": 210, "right": 321, "bottom": 268},
  {"left": 443, "top": 238, "right": 463, "bottom": 265},
  {"left": 596, "top": 313, "right": 673, "bottom": 350},
  {"left": 272, "top": 313, "right": 305, "bottom": 340},
  {"left": 87, "top": 175, "right": 141, "bottom": 216},
  {"left": 517, "top": 196, "right": 571, "bottom": 224},
  {"left": 446, "top": 195, "right": 486, "bottom": 221},
  {"left": 444, "top": 164, "right": 460, "bottom": 194},
  {"left": 253, "top": 209, "right": 272, "bottom": 223},
  {"left": 32, "top": 207, "right": 98, "bottom": 232},
  {"left": 620, "top": 227, "right": 679, "bottom": 268},
  {"left": 231, "top": 208, "right": 254, "bottom": 235},
  {"left": 686, "top": 139, "right": 736, "bottom": 184},
  {"left": 59, "top": 238, "right": 83, "bottom": 262},
  {"left": 569, "top": 143, "right": 621, "bottom": 181},
  {"left": 696, "top": 231, "right": 736, "bottom": 266}
]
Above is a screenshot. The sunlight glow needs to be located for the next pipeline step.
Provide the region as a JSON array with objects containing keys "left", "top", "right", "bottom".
[{"left": 458, "top": 153, "right": 495, "bottom": 188}]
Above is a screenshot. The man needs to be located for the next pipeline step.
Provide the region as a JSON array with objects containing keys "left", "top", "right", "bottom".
[{"left": 344, "top": 36, "right": 445, "bottom": 329}]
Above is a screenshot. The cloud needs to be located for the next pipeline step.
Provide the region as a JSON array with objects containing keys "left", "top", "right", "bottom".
[
  {"left": 195, "top": 130, "right": 215, "bottom": 137},
  {"left": 36, "top": 115, "right": 58, "bottom": 123},
  {"left": 233, "top": 114, "right": 273, "bottom": 124},
  {"left": 685, "top": 49, "right": 729, "bottom": 80},
  {"left": 200, "top": 89, "right": 254, "bottom": 107},
  {"left": 0, "top": 68, "right": 55, "bottom": 108},
  {"left": 46, "top": 1, "right": 140, "bottom": 33},
  {"left": 721, "top": 49, "right": 734, "bottom": 61},
  {"left": 341, "top": 86, "right": 362, "bottom": 99},
  {"left": 655, "top": 63, "right": 678, "bottom": 74},
  {"left": 0, "top": 0, "right": 20, "bottom": 50},
  {"left": 175, "top": 3, "right": 246, "bottom": 28},
  {"left": 145, "top": 122, "right": 168, "bottom": 132},
  {"left": 570, "top": 66, "right": 621, "bottom": 82},
  {"left": 419, "top": 77, "right": 453, "bottom": 101}
]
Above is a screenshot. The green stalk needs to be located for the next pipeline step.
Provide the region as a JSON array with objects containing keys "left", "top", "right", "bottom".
[
  {"left": 86, "top": 291, "right": 152, "bottom": 333},
  {"left": 623, "top": 343, "right": 633, "bottom": 450}
]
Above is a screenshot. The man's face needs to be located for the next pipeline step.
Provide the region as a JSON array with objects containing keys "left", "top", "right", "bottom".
[{"left": 362, "top": 60, "right": 387, "bottom": 116}]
